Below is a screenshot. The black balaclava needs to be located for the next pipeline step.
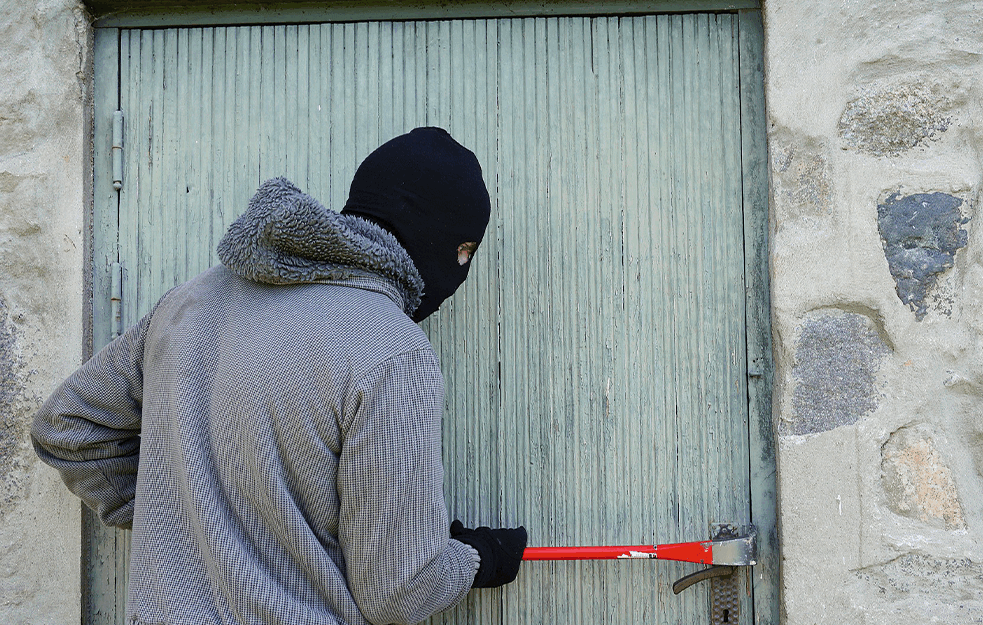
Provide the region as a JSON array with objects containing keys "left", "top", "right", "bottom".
[{"left": 341, "top": 127, "right": 491, "bottom": 322}]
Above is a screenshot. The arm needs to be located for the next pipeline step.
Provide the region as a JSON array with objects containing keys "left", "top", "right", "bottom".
[
  {"left": 337, "top": 349, "right": 479, "bottom": 625},
  {"left": 30, "top": 312, "right": 152, "bottom": 529}
]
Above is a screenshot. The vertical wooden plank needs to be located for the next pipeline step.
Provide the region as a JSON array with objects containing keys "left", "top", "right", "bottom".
[
  {"left": 213, "top": 26, "right": 232, "bottom": 244},
  {"left": 356, "top": 21, "right": 376, "bottom": 156},
  {"left": 328, "top": 22, "right": 345, "bottom": 209},
  {"left": 390, "top": 22, "right": 406, "bottom": 135},
  {"left": 739, "top": 9, "right": 779, "bottom": 625},
  {"left": 543, "top": 17, "right": 565, "bottom": 623},
  {"left": 285, "top": 24, "right": 300, "bottom": 184},
  {"left": 651, "top": 17, "right": 673, "bottom": 587},
  {"left": 307, "top": 24, "right": 322, "bottom": 195},
  {"left": 162, "top": 28, "right": 181, "bottom": 299},
  {"left": 377, "top": 22, "right": 395, "bottom": 144},
  {"left": 666, "top": 21, "right": 690, "bottom": 605},
  {"left": 89, "top": 26, "right": 122, "bottom": 625},
  {"left": 257, "top": 25, "right": 273, "bottom": 181},
  {"left": 501, "top": 13, "right": 526, "bottom": 621},
  {"left": 274, "top": 25, "right": 288, "bottom": 176},
  {"left": 95, "top": 13, "right": 772, "bottom": 625},
  {"left": 92, "top": 28, "right": 119, "bottom": 353},
  {"left": 618, "top": 16, "right": 641, "bottom": 621},
  {"left": 191, "top": 27, "right": 211, "bottom": 273},
  {"left": 339, "top": 23, "right": 356, "bottom": 202},
  {"left": 241, "top": 26, "right": 260, "bottom": 196}
]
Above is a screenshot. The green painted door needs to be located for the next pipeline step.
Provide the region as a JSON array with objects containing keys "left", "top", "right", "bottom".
[{"left": 91, "top": 9, "right": 774, "bottom": 625}]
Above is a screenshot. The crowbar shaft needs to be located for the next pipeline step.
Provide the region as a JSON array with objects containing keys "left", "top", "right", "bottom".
[{"left": 521, "top": 527, "right": 757, "bottom": 566}]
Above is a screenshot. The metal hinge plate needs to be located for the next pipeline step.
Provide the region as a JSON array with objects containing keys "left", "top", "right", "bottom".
[{"left": 112, "top": 110, "right": 123, "bottom": 190}]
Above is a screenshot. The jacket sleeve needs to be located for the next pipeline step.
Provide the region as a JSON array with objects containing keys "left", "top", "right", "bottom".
[
  {"left": 337, "top": 349, "right": 480, "bottom": 625},
  {"left": 30, "top": 312, "right": 153, "bottom": 530}
]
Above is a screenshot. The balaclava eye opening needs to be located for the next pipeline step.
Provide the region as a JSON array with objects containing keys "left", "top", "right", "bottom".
[{"left": 341, "top": 127, "right": 491, "bottom": 321}]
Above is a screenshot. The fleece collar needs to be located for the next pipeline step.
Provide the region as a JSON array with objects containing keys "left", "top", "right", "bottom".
[{"left": 216, "top": 178, "right": 424, "bottom": 315}]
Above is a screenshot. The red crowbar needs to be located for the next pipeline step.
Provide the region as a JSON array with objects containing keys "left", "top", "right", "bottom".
[{"left": 521, "top": 526, "right": 757, "bottom": 567}]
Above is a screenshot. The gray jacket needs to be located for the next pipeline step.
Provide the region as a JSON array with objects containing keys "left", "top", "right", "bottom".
[{"left": 31, "top": 178, "right": 479, "bottom": 625}]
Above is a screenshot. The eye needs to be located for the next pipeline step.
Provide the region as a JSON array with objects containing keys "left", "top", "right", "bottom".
[{"left": 457, "top": 242, "right": 478, "bottom": 265}]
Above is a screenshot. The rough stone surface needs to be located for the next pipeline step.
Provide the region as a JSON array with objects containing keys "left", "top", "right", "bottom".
[
  {"left": 877, "top": 191, "right": 970, "bottom": 320},
  {"left": 766, "top": 1, "right": 983, "bottom": 623},
  {"left": 882, "top": 424, "right": 966, "bottom": 530},
  {"left": 852, "top": 554, "right": 983, "bottom": 622},
  {"left": 788, "top": 311, "right": 891, "bottom": 436},
  {"left": 777, "top": 427, "right": 864, "bottom": 623},
  {"left": 2, "top": 0, "right": 983, "bottom": 624},
  {"left": 770, "top": 140, "right": 833, "bottom": 223},
  {"left": 839, "top": 81, "right": 953, "bottom": 157},
  {"left": 0, "top": 297, "right": 38, "bottom": 510},
  {"left": 0, "top": 0, "right": 87, "bottom": 623}
]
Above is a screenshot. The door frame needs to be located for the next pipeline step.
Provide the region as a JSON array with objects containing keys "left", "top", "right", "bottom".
[{"left": 87, "top": 3, "right": 774, "bottom": 623}]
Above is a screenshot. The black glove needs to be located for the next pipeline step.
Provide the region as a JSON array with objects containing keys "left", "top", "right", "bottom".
[{"left": 450, "top": 520, "right": 527, "bottom": 588}]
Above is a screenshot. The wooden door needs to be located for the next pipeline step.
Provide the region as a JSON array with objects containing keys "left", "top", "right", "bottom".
[{"left": 91, "top": 8, "right": 774, "bottom": 624}]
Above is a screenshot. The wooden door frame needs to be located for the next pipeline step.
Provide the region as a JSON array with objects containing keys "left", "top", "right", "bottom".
[
  {"left": 85, "top": 0, "right": 761, "bottom": 26},
  {"left": 87, "top": 5, "right": 774, "bottom": 624}
]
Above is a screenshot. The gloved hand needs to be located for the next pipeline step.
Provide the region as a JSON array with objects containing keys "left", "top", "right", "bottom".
[{"left": 450, "top": 520, "right": 527, "bottom": 588}]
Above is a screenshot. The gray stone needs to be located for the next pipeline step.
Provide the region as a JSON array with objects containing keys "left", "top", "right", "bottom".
[
  {"left": 877, "top": 192, "right": 969, "bottom": 320},
  {"left": 788, "top": 311, "right": 891, "bottom": 435},
  {"left": 839, "top": 82, "right": 952, "bottom": 157}
]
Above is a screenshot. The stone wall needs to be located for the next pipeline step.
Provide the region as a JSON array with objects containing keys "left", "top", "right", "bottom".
[
  {"left": 3, "top": 0, "right": 983, "bottom": 624},
  {"left": 0, "top": 0, "right": 88, "bottom": 622},
  {"left": 765, "top": 0, "right": 983, "bottom": 622}
]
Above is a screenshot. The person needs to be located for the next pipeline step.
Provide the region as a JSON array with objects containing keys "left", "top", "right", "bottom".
[{"left": 31, "top": 127, "right": 527, "bottom": 625}]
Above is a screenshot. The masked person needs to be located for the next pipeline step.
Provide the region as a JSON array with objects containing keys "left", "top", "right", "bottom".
[{"left": 31, "top": 127, "right": 527, "bottom": 625}]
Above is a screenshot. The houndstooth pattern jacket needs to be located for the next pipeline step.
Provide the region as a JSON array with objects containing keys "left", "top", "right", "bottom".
[{"left": 31, "top": 178, "right": 480, "bottom": 625}]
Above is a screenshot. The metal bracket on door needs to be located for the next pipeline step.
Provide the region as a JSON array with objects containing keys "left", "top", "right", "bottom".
[
  {"left": 521, "top": 523, "right": 756, "bottom": 624},
  {"left": 671, "top": 524, "right": 755, "bottom": 625}
]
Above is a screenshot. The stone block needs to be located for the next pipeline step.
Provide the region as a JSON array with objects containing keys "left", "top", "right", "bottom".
[
  {"left": 787, "top": 311, "right": 891, "bottom": 436},
  {"left": 877, "top": 191, "right": 970, "bottom": 320},
  {"left": 881, "top": 424, "right": 966, "bottom": 530},
  {"left": 839, "top": 82, "right": 953, "bottom": 157}
]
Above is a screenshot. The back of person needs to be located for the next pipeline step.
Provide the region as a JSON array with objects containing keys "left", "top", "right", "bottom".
[
  {"left": 130, "top": 266, "right": 443, "bottom": 624},
  {"left": 32, "top": 128, "right": 527, "bottom": 625}
]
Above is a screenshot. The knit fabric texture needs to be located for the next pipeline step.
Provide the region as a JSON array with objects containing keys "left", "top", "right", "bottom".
[{"left": 31, "top": 178, "right": 479, "bottom": 625}]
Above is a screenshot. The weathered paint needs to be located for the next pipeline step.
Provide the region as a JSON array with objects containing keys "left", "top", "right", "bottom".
[
  {"left": 89, "top": 0, "right": 761, "bottom": 27},
  {"left": 11, "top": 0, "right": 983, "bottom": 624},
  {"left": 92, "top": 11, "right": 772, "bottom": 625}
]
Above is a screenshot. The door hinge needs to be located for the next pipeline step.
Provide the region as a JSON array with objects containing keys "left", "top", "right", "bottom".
[
  {"left": 111, "top": 261, "right": 123, "bottom": 338},
  {"left": 112, "top": 110, "right": 124, "bottom": 191}
]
